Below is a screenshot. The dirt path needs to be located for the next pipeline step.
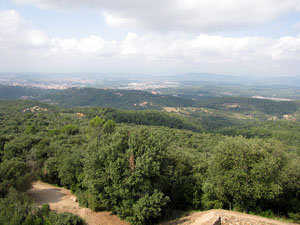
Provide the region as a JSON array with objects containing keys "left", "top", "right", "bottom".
[
  {"left": 27, "top": 181, "right": 129, "bottom": 225},
  {"left": 162, "top": 209, "right": 299, "bottom": 225}
]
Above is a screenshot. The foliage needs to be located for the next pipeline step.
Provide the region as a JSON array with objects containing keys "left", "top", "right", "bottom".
[
  {"left": 1, "top": 99, "right": 300, "bottom": 223},
  {"left": 220, "top": 120, "right": 300, "bottom": 153},
  {"left": 0, "top": 189, "right": 86, "bottom": 225},
  {"left": 83, "top": 127, "right": 172, "bottom": 224},
  {"left": 3, "top": 136, "right": 40, "bottom": 160},
  {"left": 76, "top": 107, "right": 202, "bottom": 132},
  {"left": 193, "top": 97, "right": 298, "bottom": 116},
  {"left": 288, "top": 212, "right": 300, "bottom": 223},
  {"left": 46, "top": 211, "right": 86, "bottom": 225},
  {"left": 202, "top": 137, "right": 285, "bottom": 211},
  {"left": 40, "top": 87, "right": 194, "bottom": 109},
  {"left": 0, "top": 158, "right": 33, "bottom": 197},
  {"left": 0, "top": 85, "right": 48, "bottom": 100},
  {"left": 62, "top": 125, "right": 80, "bottom": 135},
  {"left": 130, "top": 190, "right": 169, "bottom": 225}
]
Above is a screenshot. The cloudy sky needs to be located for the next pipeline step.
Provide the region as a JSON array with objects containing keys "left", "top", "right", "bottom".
[{"left": 1, "top": 0, "right": 300, "bottom": 76}]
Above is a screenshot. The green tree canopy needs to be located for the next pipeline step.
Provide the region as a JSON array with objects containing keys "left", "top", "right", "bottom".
[{"left": 203, "top": 137, "right": 285, "bottom": 211}]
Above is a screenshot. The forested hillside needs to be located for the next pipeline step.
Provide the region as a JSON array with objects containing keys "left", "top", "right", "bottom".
[
  {"left": 39, "top": 87, "right": 194, "bottom": 109},
  {"left": 193, "top": 97, "right": 299, "bottom": 116},
  {"left": 1, "top": 100, "right": 300, "bottom": 224},
  {"left": 0, "top": 85, "right": 51, "bottom": 100},
  {"left": 39, "top": 88, "right": 300, "bottom": 116},
  {"left": 1, "top": 86, "right": 298, "bottom": 118},
  {"left": 0, "top": 86, "right": 194, "bottom": 109},
  {"left": 65, "top": 107, "right": 202, "bottom": 132}
]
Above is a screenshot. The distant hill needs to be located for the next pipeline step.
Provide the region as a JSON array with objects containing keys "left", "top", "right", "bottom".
[
  {"left": 0, "top": 85, "right": 194, "bottom": 109},
  {"left": 39, "top": 87, "right": 194, "bottom": 109},
  {"left": 0, "top": 85, "right": 298, "bottom": 117},
  {"left": 0, "top": 85, "right": 50, "bottom": 100},
  {"left": 193, "top": 97, "right": 299, "bottom": 116},
  {"left": 70, "top": 107, "right": 202, "bottom": 132}
]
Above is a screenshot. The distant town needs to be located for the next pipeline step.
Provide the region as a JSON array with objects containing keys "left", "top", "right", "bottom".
[
  {"left": 0, "top": 74, "right": 178, "bottom": 90},
  {"left": 0, "top": 74, "right": 95, "bottom": 89}
]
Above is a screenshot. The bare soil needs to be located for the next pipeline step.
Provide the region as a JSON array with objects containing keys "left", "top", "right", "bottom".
[
  {"left": 162, "top": 209, "right": 299, "bottom": 225},
  {"left": 27, "top": 181, "right": 129, "bottom": 225}
]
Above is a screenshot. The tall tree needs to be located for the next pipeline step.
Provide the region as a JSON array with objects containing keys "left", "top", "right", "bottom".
[{"left": 203, "top": 137, "right": 285, "bottom": 211}]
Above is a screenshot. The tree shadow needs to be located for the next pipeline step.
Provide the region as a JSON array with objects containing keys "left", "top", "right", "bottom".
[
  {"left": 28, "top": 188, "right": 66, "bottom": 205},
  {"left": 159, "top": 210, "right": 191, "bottom": 225}
]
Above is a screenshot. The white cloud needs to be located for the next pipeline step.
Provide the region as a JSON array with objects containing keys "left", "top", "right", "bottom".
[
  {"left": 0, "top": 10, "right": 118, "bottom": 57},
  {"left": 0, "top": 10, "right": 48, "bottom": 50},
  {"left": 0, "top": 10, "right": 25, "bottom": 35},
  {"left": 25, "top": 29, "right": 48, "bottom": 47},
  {"left": 1, "top": 9, "right": 300, "bottom": 75},
  {"left": 120, "top": 32, "right": 269, "bottom": 64},
  {"left": 103, "top": 12, "right": 142, "bottom": 30},
  {"left": 272, "top": 35, "right": 300, "bottom": 61},
  {"left": 50, "top": 36, "right": 119, "bottom": 56},
  {"left": 13, "top": 0, "right": 300, "bottom": 32}
]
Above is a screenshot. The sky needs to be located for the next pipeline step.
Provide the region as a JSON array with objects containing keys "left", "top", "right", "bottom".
[{"left": 1, "top": 0, "right": 300, "bottom": 77}]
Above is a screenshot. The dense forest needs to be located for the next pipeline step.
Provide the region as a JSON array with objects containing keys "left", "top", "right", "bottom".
[
  {"left": 1, "top": 99, "right": 300, "bottom": 224},
  {"left": 64, "top": 107, "right": 203, "bottom": 132},
  {"left": 0, "top": 85, "right": 50, "bottom": 100},
  {"left": 38, "top": 87, "right": 194, "bottom": 109},
  {"left": 0, "top": 86, "right": 194, "bottom": 109},
  {"left": 193, "top": 97, "right": 299, "bottom": 116}
]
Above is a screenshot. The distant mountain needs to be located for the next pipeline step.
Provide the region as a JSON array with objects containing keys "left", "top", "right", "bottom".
[
  {"left": 256, "top": 76, "right": 300, "bottom": 87},
  {"left": 2, "top": 72, "right": 300, "bottom": 89},
  {"left": 164, "top": 73, "right": 300, "bottom": 86},
  {"left": 166, "top": 72, "right": 241, "bottom": 83}
]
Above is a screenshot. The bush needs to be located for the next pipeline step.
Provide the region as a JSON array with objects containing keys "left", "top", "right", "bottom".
[
  {"left": 288, "top": 212, "right": 300, "bottom": 223},
  {"left": 41, "top": 204, "right": 51, "bottom": 216},
  {"left": 129, "top": 190, "right": 169, "bottom": 225},
  {"left": 0, "top": 189, "right": 86, "bottom": 225},
  {"left": 259, "top": 209, "right": 274, "bottom": 218},
  {"left": 47, "top": 211, "right": 86, "bottom": 225}
]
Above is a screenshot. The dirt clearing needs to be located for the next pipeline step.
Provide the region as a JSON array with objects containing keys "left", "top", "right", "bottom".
[
  {"left": 27, "top": 181, "right": 129, "bottom": 225},
  {"left": 162, "top": 209, "right": 298, "bottom": 225}
]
